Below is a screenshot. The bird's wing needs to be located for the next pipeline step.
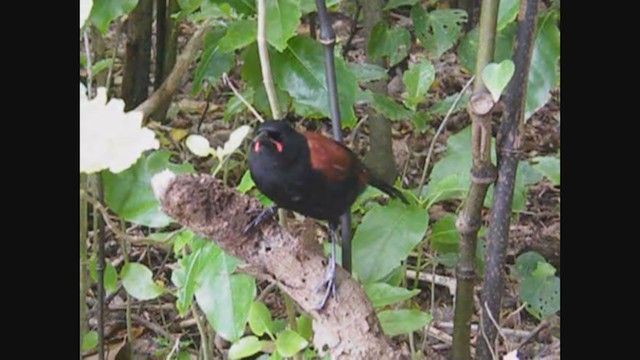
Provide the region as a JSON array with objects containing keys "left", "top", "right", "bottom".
[{"left": 304, "top": 131, "right": 359, "bottom": 182}]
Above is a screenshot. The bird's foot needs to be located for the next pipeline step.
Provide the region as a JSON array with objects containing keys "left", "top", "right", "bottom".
[
  {"left": 243, "top": 205, "right": 278, "bottom": 234},
  {"left": 313, "top": 257, "right": 337, "bottom": 310}
]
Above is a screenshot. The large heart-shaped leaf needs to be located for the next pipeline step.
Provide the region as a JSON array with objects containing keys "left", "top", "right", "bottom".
[
  {"left": 219, "top": 20, "right": 257, "bottom": 53},
  {"left": 195, "top": 251, "right": 256, "bottom": 342},
  {"left": 266, "top": 0, "right": 301, "bottom": 51},
  {"left": 353, "top": 200, "right": 429, "bottom": 283},
  {"left": 271, "top": 36, "right": 358, "bottom": 126},
  {"left": 103, "top": 150, "right": 194, "bottom": 228},
  {"left": 482, "top": 60, "right": 515, "bottom": 103}
]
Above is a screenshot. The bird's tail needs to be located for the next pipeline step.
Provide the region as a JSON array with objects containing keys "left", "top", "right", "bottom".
[{"left": 368, "top": 175, "right": 409, "bottom": 204}]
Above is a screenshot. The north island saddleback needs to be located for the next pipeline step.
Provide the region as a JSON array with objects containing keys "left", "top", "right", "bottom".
[{"left": 245, "top": 120, "right": 408, "bottom": 309}]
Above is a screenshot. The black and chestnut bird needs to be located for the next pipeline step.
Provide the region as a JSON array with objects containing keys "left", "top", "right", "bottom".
[{"left": 245, "top": 120, "right": 408, "bottom": 308}]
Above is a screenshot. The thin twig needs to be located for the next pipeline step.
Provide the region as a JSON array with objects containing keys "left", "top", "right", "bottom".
[
  {"left": 131, "top": 314, "right": 174, "bottom": 340},
  {"left": 256, "top": 0, "right": 282, "bottom": 119},
  {"left": 417, "top": 76, "right": 475, "bottom": 196},
  {"left": 106, "top": 20, "right": 123, "bottom": 95},
  {"left": 191, "top": 303, "right": 210, "bottom": 360},
  {"left": 484, "top": 301, "right": 503, "bottom": 359},
  {"left": 166, "top": 335, "right": 182, "bottom": 360},
  {"left": 405, "top": 269, "right": 457, "bottom": 295},
  {"left": 517, "top": 320, "right": 550, "bottom": 349},
  {"left": 83, "top": 30, "right": 93, "bottom": 99},
  {"left": 135, "top": 22, "right": 212, "bottom": 120},
  {"left": 435, "top": 322, "right": 535, "bottom": 340},
  {"left": 222, "top": 73, "right": 264, "bottom": 123}
]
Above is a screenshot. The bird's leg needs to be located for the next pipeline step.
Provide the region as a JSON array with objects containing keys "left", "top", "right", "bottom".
[
  {"left": 314, "top": 222, "right": 338, "bottom": 310},
  {"left": 243, "top": 205, "right": 278, "bottom": 234}
]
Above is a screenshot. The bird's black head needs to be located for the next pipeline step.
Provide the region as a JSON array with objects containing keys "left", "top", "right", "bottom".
[{"left": 249, "top": 120, "right": 307, "bottom": 166}]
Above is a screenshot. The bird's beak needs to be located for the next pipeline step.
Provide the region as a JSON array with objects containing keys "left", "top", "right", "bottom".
[{"left": 253, "top": 130, "right": 268, "bottom": 142}]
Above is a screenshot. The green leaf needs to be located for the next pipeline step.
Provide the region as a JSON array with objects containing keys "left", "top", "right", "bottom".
[
  {"left": 514, "top": 251, "right": 546, "bottom": 279},
  {"left": 192, "top": 28, "right": 235, "bottom": 95},
  {"left": 275, "top": 330, "right": 308, "bottom": 357},
  {"left": 458, "top": 23, "right": 517, "bottom": 73},
  {"left": 412, "top": 112, "right": 430, "bottom": 131},
  {"left": 121, "top": 262, "right": 163, "bottom": 300},
  {"left": 353, "top": 200, "right": 429, "bottom": 283},
  {"left": 427, "top": 92, "right": 470, "bottom": 116},
  {"left": 424, "top": 174, "right": 468, "bottom": 203},
  {"left": 211, "top": 0, "right": 255, "bottom": 15},
  {"left": 482, "top": 60, "right": 515, "bottom": 103},
  {"left": 103, "top": 150, "right": 194, "bottom": 228},
  {"left": 248, "top": 301, "right": 274, "bottom": 337},
  {"left": 237, "top": 170, "right": 256, "bottom": 193},
  {"left": 296, "top": 315, "right": 312, "bottom": 340},
  {"left": 89, "top": 0, "right": 139, "bottom": 33},
  {"left": 195, "top": 251, "right": 256, "bottom": 342},
  {"left": 525, "top": 11, "right": 560, "bottom": 119},
  {"left": 364, "top": 283, "right": 420, "bottom": 308},
  {"left": 426, "top": 126, "right": 494, "bottom": 202},
  {"left": 531, "top": 155, "right": 560, "bottom": 185},
  {"left": 81, "top": 330, "right": 98, "bottom": 351},
  {"left": 92, "top": 59, "right": 113, "bottom": 77},
  {"left": 402, "top": 59, "right": 436, "bottom": 110},
  {"left": 224, "top": 87, "right": 255, "bottom": 121},
  {"left": 383, "top": 0, "right": 418, "bottom": 10},
  {"left": 219, "top": 20, "right": 257, "bottom": 53},
  {"left": 173, "top": 229, "right": 195, "bottom": 255},
  {"left": 519, "top": 262, "right": 560, "bottom": 319},
  {"left": 367, "top": 22, "right": 410, "bottom": 67},
  {"left": 348, "top": 63, "right": 388, "bottom": 83},
  {"left": 497, "top": 0, "right": 520, "bottom": 31},
  {"left": 176, "top": 243, "right": 221, "bottom": 315},
  {"left": 299, "top": 0, "right": 338, "bottom": 15},
  {"left": 378, "top": 265, "right": 405, "bottom": 287},
  {"left": 229, "top": 336, "right": 264, "bottom": 359},
  {"left": 104, "top": 261, "right": 118, "bottom": 293},
  {"left": 430, "top": 214, "right": 459, "bottom": 253},
  {"left": 370, "top": 92, "right": 413, "bottom": 121},
  {"left": 378, "top": 309, "right": 431, "bottom": 336},
  {"left": 177, "top": 0, "right": 203, "bottom": 15},
  {"left": 459, "top": 12, "right": 560, "bottom": 120},
  {"left": 411, "top": 6, "right": 467, "bottom": 58},
  {"left": 485, "top": 161, "right": 543, "bottom": 211},
  {"left": 271, "top": 36, "right": 358, "bottom": 126},
  {"left": 532, "top": 261, "right": 556, "bottom": 277},
  {"left": 266, "top": 0, "right": 301, "bottom": 51}
]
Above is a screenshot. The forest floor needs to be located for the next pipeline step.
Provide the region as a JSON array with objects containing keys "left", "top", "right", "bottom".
[{"left": 82, "top": 11, "right": 560, "bottom": 360}]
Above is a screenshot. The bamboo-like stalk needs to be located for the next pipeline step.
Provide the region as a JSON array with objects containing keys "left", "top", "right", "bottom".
[
  {"left": 256, "top": 0, "right": 282, "bottom": 120},
  {"left": 314, "top": 0, "right": 352, "bottom": 273},
  {"left": 451, "top": 0, "right": 500, "bottom": 358},
  {"left": 476, "top": 1, "right": 540, "bottom": 358}
]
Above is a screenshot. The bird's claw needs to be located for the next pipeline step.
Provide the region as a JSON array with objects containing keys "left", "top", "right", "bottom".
[
  {"left": 243, "top": 205, "right": 278, "bottom": 234},
  {"left": 313, "top": 258, "right": 337, "bottom": 310}
]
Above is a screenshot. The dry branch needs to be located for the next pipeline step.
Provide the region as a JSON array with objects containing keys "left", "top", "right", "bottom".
[
  {"left": 151, "top": 171, "right": 406, "bottom": 359},
  {"left": 135, "top": 22, "right": 211, "bottom": 120}
]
